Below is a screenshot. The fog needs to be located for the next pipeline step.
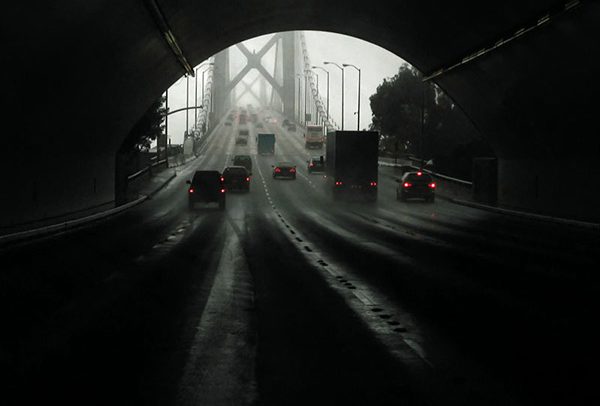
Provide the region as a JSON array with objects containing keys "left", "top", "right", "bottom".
[{"left": 164, "top": 31, "right": 407, "bottom": 146}]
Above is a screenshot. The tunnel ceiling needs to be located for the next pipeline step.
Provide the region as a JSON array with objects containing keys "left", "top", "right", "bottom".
[{"left": 3, "top": 0, "right": 599, "bottom": 160}]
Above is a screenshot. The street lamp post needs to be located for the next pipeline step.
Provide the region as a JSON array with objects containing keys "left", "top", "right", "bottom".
[
  {"left": 164, "top": 89, "right": 169, "bottom": 167},
  {"left": 186, "top": 74, "right": 189, "bottom": 138},
  {"left": 304, "top": 71, "right": 308, "bottom": 127},
  {"left": 343, "top": 63, "right": 361, "bottom": 131},
  {"left": 296, "top": 74, "right": 302, "bottom": 123},
  {"left": 312, "top": 71, "right": 319, "bottom": 124},
  {"left": 324, "top": 61, "right": 343, "bottom": 130},
  {"left": 313, "top": 66, "right": 329, "bottom": 127}
]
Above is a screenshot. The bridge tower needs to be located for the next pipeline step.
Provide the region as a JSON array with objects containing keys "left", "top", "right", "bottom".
[
  {"left": 209, "top": 31, "right": 337, "bottom": 131},
  {"left": 209, "top": 32, "right": 296, "bottom": 121}
]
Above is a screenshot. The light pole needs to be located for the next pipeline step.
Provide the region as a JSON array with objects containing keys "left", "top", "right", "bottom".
[
  {"left": 312, "top": 71, "right": 319, "bottom": 124},
  {"left": 185, "top": 74, "right": 189, "bottom": 137},
  {"left": 343, "top": 64, "right": 361, "bottom": 131},
  {"left": 324, "top": 61, "right": 343, "bottom": 130},
  {"left": 296, "top": 74, "right": 302, "bottom": 123},
  {"left": 164, "top": 89, "right": 169, "bottom": 166},
  {"left": 304, "top": 71, "right": 308, "bottom": 127},
  {"left": 313, "top": 66, "right": 329, "bottom": 126}
]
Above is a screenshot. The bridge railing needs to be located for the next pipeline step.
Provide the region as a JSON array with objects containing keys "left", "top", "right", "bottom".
[
  {"left": 299, "top": 32, "right": 339, "bottom": 132},
  {"left": 194, "top": 56, "right": 215, "bottom": 137}
]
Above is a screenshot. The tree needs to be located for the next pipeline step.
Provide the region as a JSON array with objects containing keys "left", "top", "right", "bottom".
[
  {"left": 119, "top": 96, "right": 166, "bottom": 154},
  {"left": 115, "top": 96, "right": 166, "bottom": 205},
  {"left": 369, "top": 64, "right": 494, "bottom": 179}
]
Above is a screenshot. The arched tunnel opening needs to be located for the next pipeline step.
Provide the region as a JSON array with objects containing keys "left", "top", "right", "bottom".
[{"left": 2, "top": 2, "right": 599, "bottom": 406}]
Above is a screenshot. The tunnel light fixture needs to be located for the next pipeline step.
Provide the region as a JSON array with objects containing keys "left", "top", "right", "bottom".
[
  {"left": 144, "top": 0, "right": 194, "bottom": 76},
  {"left": 423, "top": 0, "right": 582, "bottom": 82}
]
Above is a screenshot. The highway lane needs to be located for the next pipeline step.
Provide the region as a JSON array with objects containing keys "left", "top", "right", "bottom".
[
  {"left": 256, "top": 111, "right": 600, "bottom": 405},
  {"left": 1, "top": 109, "right": 598, "bottom": 406}
]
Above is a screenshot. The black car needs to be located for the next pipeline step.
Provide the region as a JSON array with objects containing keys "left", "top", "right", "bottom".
[
  {"left": 287, "top": 123, "right": 296, "bottom": 132},
  {"left": 396, "top": 171, "right": 436, "bottom": 202},
  {"left": 235, "top": 136, "right": 248, "bottom": 146},
  {"left": 187, "top": 170, "right": 226, "bottom": 210},
  {"left": 232, "top": 154, "right": 252, "bottom": 173},
  {"left": 307, "top": 156, "right": 325, "bottom": 173},
  {"left": 222, "top": 166, "right": 251, "bottom": 192},
  {"left": 272, "top": 162, "right": 297, "bottom": 179}
]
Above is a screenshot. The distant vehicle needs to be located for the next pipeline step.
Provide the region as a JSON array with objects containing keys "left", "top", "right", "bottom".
[
  {"left": 238, "top": 128, "right": 249, "bottom": 136},
  {"left": 282, "top": 118, "right": 290, "bottom": 127},
  {"left": 287, "top": 123, "right": 296, "bottom": 132},
  {"left": 396, "top": 171, "right": 436, "bottom": 202},
  {"left": 224, "top": 120, "right": 232, "bottom": 126},
  {"left": 272, "top": 162, "right": 297, "bottom": 179},
  {"left": 305, "top": 124, "right": 325, "bottom": 149},
  {"left": 222, "top": 166, "right": 251, "bottom": 192},
  {"left": 257, "top": 133, "right": 275, "bottom": 155},
  {"left": 256, "top": 122, "right": 264, "bottom": 129},
  {"left": 250, "top": 113, "right": 258, "bottom": 123},
  {"left": 238, "top": 114, "right": 247, "bottom": 125},
  {"left": 187, "top": 170, "right": 226, "bottom": 210},
  {"left": 325, "top": 130, "right": 379, "bottom": 201},
  {"left": 235, "top": 136, "right": 248, "bottom": 146},
  {"left": 307, "top": 156, "right": 325, "bottom": 173},
  {"left": 232, "top": 154, "right": 252, "bottom": 173}
]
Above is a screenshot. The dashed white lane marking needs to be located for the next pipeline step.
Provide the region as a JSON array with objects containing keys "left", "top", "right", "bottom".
[{"left": 253, "top": 145, "right": 434, "bottom": 373}]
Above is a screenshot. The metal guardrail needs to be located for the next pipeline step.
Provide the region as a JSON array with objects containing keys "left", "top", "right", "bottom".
[
  {"left": 127, "top": 158, "right": 168, "bottom": 181},
  {"left": 378, "top": 157, "right": 473, "bottom": 186},
  {"left": 0, "top": 197, "right": 146, "bottom": 246}
]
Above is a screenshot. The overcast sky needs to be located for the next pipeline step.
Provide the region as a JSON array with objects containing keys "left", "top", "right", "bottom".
[{"left": 164, "top": 31, "right": 407, "bottom": 145}]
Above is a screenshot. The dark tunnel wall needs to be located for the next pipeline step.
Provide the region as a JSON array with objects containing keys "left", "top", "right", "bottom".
[{"left": 1, "top": 0, "right": 599, "bottom": 227}]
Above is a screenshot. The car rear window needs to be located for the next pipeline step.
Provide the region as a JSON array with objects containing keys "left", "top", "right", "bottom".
[
  {"left": 406, "top": 173, "right": 433, "bottom": 182},
  {"left": 224, "top": 167, "right": 247, "bottom": 176},
  {"left": 192, "top": 172, "right": 220, "bottom": 186}
]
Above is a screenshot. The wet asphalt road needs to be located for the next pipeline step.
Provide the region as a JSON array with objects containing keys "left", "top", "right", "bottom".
[{"left": 1, "top": 111, "right": 598, "bottom": 406}]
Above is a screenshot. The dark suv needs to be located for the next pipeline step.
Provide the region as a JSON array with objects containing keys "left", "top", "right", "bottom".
[
  {"left": 222, "top": 166, "right": 251, "bottom": 192},
  {"left": 396, "top": 171, "right": 436, "bottom": 202},
  {"left": 187, "top": 170, "right": 226, "bottom": 210},
  {"left": 232, "top": 155, "right": 252, "bottom": 173}
]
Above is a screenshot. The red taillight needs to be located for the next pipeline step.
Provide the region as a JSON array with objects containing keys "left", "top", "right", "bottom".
[
  {"left": 370, "top": 181, "right": 377, "bottom": 187},
  {"left": 220, "top": 176, "right": 225, "bottom": 182},
  {"left": 403, "top": 182, "right": 412, "bottom": 188},
  {"left": 246, "top": 177, "right": 250, "bottom": 182},
  {"left": 275, "top": 167, "right": 281, "bottom": 173},
  {"left": 220, "top": 188, "right": 226, "bottom": 193},
  {"left": 417, "top": 171, "right": 422, "bottom": 176},
  {"left": 290, "top": 168, "right": 296, "bottom": 173},
  {"left": 188, "top": 188, "right": 195, "bottom": 193},
  {"left": 428, "top": 182, "right": 436, "bottom": 189},
  {"left": 335, "top": 181, "right": 343, "bottom": 186},
  {"left": 309, "top": 163, "right": 314, "bottom": 167}
]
